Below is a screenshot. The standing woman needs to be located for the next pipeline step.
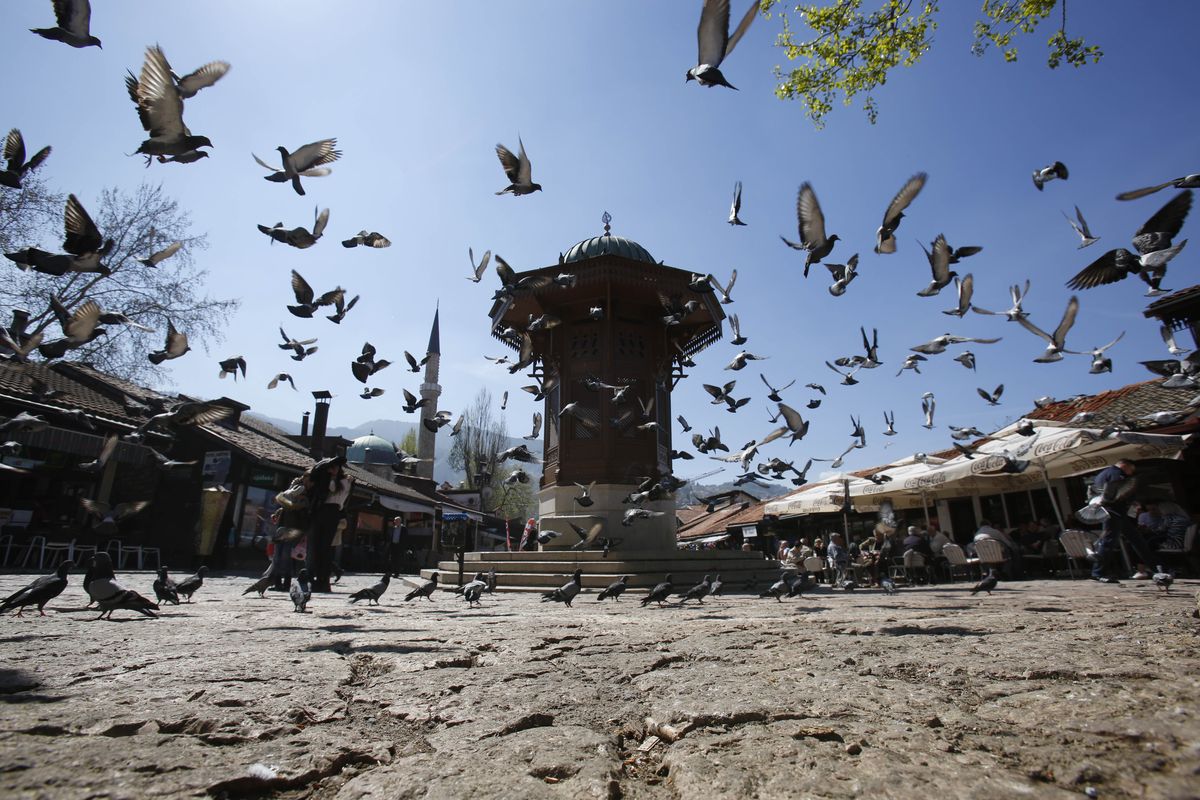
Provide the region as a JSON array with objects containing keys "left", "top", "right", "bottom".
[
  {"left": 308, "top": 456, "right": 354, "bottom": 592},
  {"left": 271, "top": 471, "right": 314, "bottom": 591}
]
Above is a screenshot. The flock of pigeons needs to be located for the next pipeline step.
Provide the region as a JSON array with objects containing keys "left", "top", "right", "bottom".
[
  {"left": 3, "top": 1, "right": 1199, "bottom": 555},
  {"left": 11, "top": 554, "right": 1177, "bottom": 619}
]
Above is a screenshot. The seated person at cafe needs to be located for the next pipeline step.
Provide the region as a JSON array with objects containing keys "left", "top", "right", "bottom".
[
  {"left": 1138, "top": 499, "right": 1191, "bottom": 550},
  {"left": 902, "top": 525, "right": 933, "bottom": 558},
  {"left": 973, "top": 518, "right": 1024, "bottom": 579}
]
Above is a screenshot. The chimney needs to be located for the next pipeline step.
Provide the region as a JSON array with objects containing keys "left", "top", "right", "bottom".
[
  {"left": 300, "top": 411, "right": 310, "bottom": 438},
  {"left": 311, "top": 391, "right": 332, "bottom": 458}
]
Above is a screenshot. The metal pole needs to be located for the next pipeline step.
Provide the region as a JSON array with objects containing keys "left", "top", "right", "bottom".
[
  {"left": 921, "top": 490, "right": 931, "bottom": 529},
  {"left": 1040, "top": 469, "right": 1067, "bottom": 532}
]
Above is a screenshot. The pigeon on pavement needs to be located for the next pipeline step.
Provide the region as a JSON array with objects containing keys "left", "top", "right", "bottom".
[
  {"left": 0, "top": 561, "right": 73, "bottom": 616},
  {"left": 404, "top": 572, "right": 438, "bottom": 601},
  {"left": 290, "top": 569, "right": 311, "bottom": 612},
  {"left": 641, "top": 574, "right": 674, "bottom": 606},
  {"left": 349, "top": 574, "right": 390, "bottom": 605},
  {"left": 174, "top": 566, "right": 207, "bottom": 602},
  {"left": 677, "top": 575, "right": 712, "bottom": 605},
  {"left": 153, "top": 566, "right": 180, "bottom": 605},
  {"left": 597, "top": 575, "right": 628, "bottom": 601},
  {"left": 971, "top": 569, "right": 999, "bottom": 595},
  {"left": 541, "top": 569, "right": 583, "bottom": 606},
  {"left": 85, "top": 552, "right": 159, "bottom": 619}
]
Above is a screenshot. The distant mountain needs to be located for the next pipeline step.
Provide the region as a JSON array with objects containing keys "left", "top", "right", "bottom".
[
  {"left": 250, "top": 414, "right": 541, "bottom": 487},
  {"left": 677, "top": 480, "right": 791, "bottom": 506}
]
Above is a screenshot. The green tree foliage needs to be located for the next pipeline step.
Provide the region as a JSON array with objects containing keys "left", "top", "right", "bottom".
[
  {"left": 761, "top": 0, "right": 1102, "bottom": 127},
  {"left": 0, "top": 180, "right": 238, "bottom": 382}
]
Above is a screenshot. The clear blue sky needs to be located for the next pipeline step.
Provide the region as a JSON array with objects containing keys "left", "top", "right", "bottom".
[{"left": 4, "top": 1, "right": 1198, "bottom": 485}]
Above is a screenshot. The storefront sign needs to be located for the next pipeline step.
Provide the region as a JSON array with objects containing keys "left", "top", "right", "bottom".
[{"left": 202, "top": 450, "right": 231, "bottom": 487}]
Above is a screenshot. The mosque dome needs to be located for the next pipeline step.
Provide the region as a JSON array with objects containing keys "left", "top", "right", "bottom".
[
  {"left": 346, "top": 433, "right": 398, "bottom": 466},
  {"left": 561, "top": 234, "right": 655, "bottom": 265}
]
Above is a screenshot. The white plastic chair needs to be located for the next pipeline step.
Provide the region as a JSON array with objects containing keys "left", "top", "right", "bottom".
[
  {"left": 942, "top": 543, "right": 978, "bottom": 582},
  {"left": 891, "top": 550, "right": 928, "bottom": 584},
  {"left": 974, "top": 538, "right": 1007, "bottom": 571},
  {"left": 19, "top": 536, "right": 46, "bottom": 568},
  {"left": 1058, "top": 530, "right": 1095, "bottom": 579},
  {"left": 802, "top": 555, "right": 826, "bottom": 582},
  {"left": 42, "top": 539, "right": 73, "bottom": 568}
]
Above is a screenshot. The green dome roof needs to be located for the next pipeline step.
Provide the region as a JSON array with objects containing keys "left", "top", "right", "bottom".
[
  {"left": 562, "top": 234, "right": 655, "bottom": 265},
  {"left": 346, "top": 433, "right": 397, "bottom": 466}
]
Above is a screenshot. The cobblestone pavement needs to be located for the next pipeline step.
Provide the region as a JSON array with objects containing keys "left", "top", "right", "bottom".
[{"left": 1, "top": 570, "right": 1198, "bottom": 800}]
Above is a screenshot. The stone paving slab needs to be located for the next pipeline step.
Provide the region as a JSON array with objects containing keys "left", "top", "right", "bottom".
[{"left": 0, "top": 571, "right": 1197, "bottom": 799}]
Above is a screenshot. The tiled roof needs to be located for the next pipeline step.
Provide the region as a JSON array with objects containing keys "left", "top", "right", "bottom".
[
  {"left": 0, "top": 360, "right": 139, "bottom": 428},
  {"left": 1024, "top": 378, "right": 1196, "bottom": 428},
  {"left": 1144, "top": 283, "right": 1200, "bottom": 317},
  {"left": 677, "top": 498, "right": 765, "bottom": 541}
]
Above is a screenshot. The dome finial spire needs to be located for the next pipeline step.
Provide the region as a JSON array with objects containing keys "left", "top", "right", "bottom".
[{"left": 601, "top": 210, "right": 612, "bottom": 237}]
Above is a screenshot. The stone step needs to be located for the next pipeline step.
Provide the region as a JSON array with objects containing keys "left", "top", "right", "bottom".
[{"left": 421, "top": 552, "right": 783, "bottom": 592}]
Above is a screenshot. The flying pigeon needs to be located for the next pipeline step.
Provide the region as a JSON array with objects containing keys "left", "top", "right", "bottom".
[
  {"left": 911, "top": 333, "right": 1001, "bottom": 356},
  {"left": 267, "top": 373, "right": 297, "bottom": 391},
  {"left": 349, "top": 574, "right": 390, "bottom": 605},
  {"left": 825, "top": 360, "right": 861, "bottom": 386},
  {"left": 781, "top": 183, "right": 839, "bottom": 276},
  {"left": 342, "top": 230, "right": 391, "bottom": 249},
  {"left": 712, "top": 269, "right": 738, "bottom": 304},
  {"left": 896, "top": 353, "right": 925, "bottom": 376},
  {"left": 915, "top": 234, "right": 956, "bottom": 297},
  {"left": 0, "top": 129, "right": 51, "bottom": 189},
  {"left": 972, "top": 280, "right": 1031, "bottom": 321},
  {"left": 258, "top": 207, "right": 329, "bottom": 249},
  {"left": 30, "top": 0, "right": 101, "bottom": 47},
  {"left": 541, "top": 569, "right": 583, "bottom": 606},
  {"left": 759, "top": 373, "right": 795, "bottom": 402},
  {"left": 218, "top": 355, "right": 246, "bottom": 381},
  {"left": 84, "top": 552, "right": 158, "bottom": 619},
  {"left": 254, "top": 139, "right": 341, "bottom": 195},
  {"left": 1067, "top": 331, "right": 1125, "bottom": 374},
  {"left": 494, "top": 138, "right": 541, "bottom": 195},
  {"left": 921, "top": 392, "right": 936, "bottom": 429},
  {"left": 875, "top": 172, "right": 927, "bottom": 254},
  {"left": 125, "top": 46, "right": 215, "bottom": 158},
  {"left": 1018, "top": 295, "right": 1079, "bottom": 362},
  {"left": 467, "top": 247, "right": 491, "bottom": 282},
  {"left": 146, "top": 320, "right": 190, "bottom": 364},
  {"left": 943, "top": 274, "right": 974, "bottom": 317},
  {"left": 977, "top": 384, "right": 1004, "bottom": 406},
  {"left": 1031, "top": 161, "right": 1068, "bottom": 190},
  {"left": 1066, "top": 191, "right": 1191, "bottom": 296},
  {"left": 728, "top": 181, "right": 747, "bottom": 225},
  {"left": 883, "top": 410, "right": 897, "bottom": 436},
  {"left": 687, "top": 0, "right": 758, "bottom": 89},
  {"left": 725, "top": 351, "right": 767, "bottom": 371},
  {"left": 1064, "top": 206, "right": 1100, "bottom": 248},
  {"left": 641, "top": 574, "right": 674, "bottom": 606},
  {"left": 1, "top": 560, "right": 73, "bottom": 616},
  {"left": 287, "top": 270, "right": 343, "bottom": 318},
  {"left": 826, "top": 253, "right": 859, "bottom": 296},
  {"left": 1117, "top": 173, "right": 1200, "bottom": 201},
  {"left": 7, "top": 194, "right": 113, "bottom": 277}
]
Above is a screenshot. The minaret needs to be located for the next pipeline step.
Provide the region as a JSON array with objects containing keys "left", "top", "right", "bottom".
[{"left": 415, "top": 305, "right": 442, "bottom": 480}]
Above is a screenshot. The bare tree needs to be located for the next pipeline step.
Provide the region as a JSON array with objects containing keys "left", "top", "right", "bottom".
[
  {"left": 1, "top": 181, "right": 238, "bottom": 382},
  {"left": 447, "top": 388, "right": 534, "bottom": 517}
]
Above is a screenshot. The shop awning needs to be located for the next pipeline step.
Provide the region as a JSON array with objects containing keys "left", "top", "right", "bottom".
[
  {"left": 376, "top": 495, "right": 435, "bottom": 514},
  {"left": 682, "top": 533, "right": 731, "bottom": 545}
]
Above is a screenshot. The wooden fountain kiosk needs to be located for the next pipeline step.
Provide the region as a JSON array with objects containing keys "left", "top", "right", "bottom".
[{"left": 425, "top": 215, "right": 777, "bottom": 591}]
